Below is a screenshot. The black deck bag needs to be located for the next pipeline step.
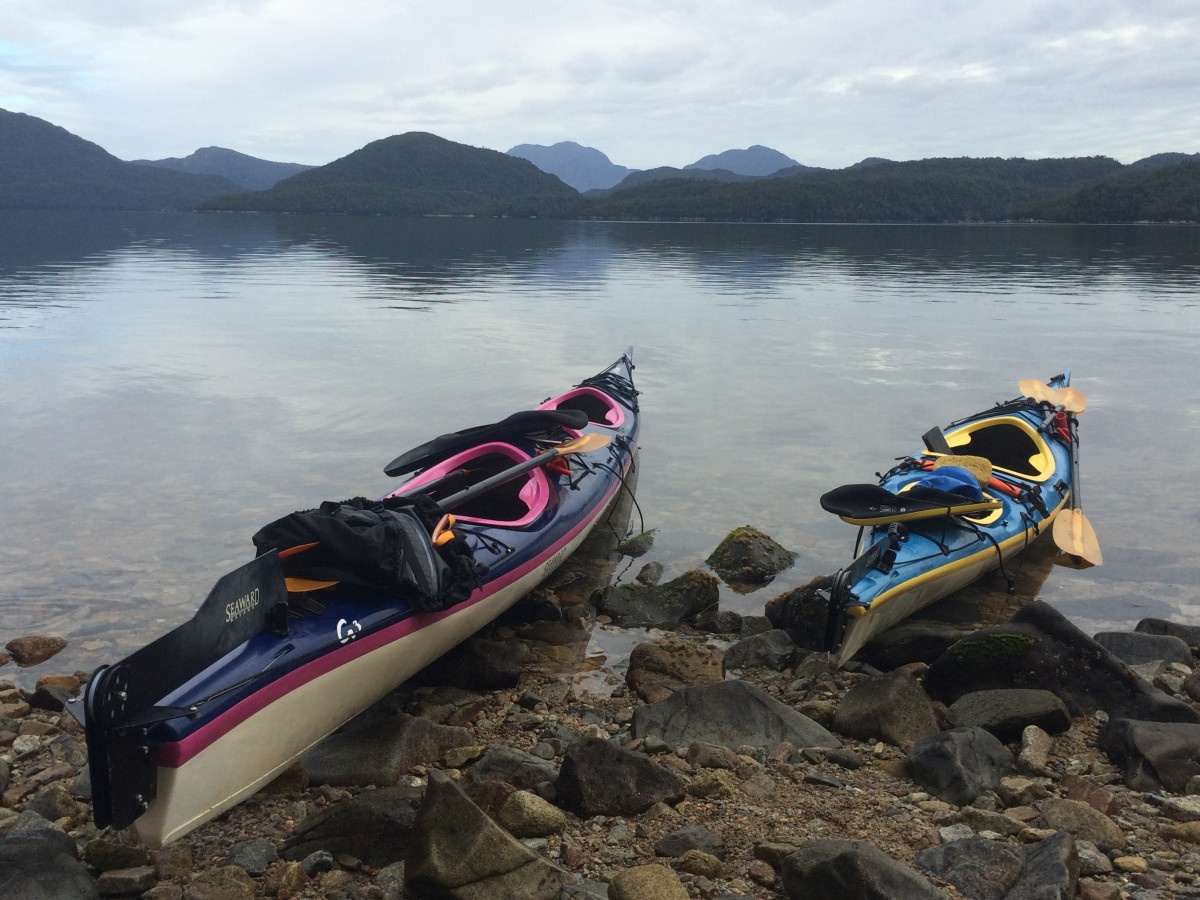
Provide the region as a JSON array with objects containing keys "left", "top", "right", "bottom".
[{"left": 252, "top": 495, "right": 475, "bottom": 612}]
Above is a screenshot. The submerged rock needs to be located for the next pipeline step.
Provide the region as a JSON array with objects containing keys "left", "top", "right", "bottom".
[
  {"left": 596, "top": 570, "right": 718, "bottom": 627},
  {"left": 4, "top": 635, "right": 68, "bottom": 667},
  {"left": 706, "top": 525, "right": 796, "bottom": 585}
]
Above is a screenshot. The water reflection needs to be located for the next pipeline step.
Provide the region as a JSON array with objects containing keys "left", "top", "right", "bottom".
[{"left": 2, "top": 213, "right": 1200, "bottom": 689}]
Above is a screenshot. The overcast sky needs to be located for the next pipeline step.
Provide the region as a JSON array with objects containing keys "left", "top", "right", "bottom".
[{"left": 2, "top": 1, "right": 1197, "bottom": 171}]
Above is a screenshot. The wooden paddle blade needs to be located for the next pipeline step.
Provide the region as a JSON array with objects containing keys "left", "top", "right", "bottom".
[
  {"left": 1019, "top": 379, "right": 1057, "bottom": 404},
  {"left": 285, "top": 577, "right": 340, "bottom": 592},
  {"left": 1055, "top": 386, "right": 1087, "bottom": 414},
  {"left": 1052, "top": 509, "right": 1102, "bottom": 568},
  {"left": 557, "top": 432, "right": 612, "bottom": 454}
]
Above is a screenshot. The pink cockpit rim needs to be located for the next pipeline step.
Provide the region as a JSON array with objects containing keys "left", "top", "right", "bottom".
[
  {"left": 384, "top": 441, "right": 550, "bottom": 527},
  {"left": 538, "top": 387, "right": 625, "bottom": 428}
]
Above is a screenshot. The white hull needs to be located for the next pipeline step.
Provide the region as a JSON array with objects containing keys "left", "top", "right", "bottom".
[{"left": 135, "top": 489, "right": 619, "bottom": 847}]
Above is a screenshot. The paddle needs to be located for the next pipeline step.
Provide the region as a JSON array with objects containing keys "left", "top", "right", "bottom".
[
  {"left": 1019, "top": 379, "right": 1087, "bottom": 414},
  {"left": 433, "top": 432, "right": 611, "bottom": 512},
  {"left": 1052, "top": 414, "right": 1102, "bottom": 568}
]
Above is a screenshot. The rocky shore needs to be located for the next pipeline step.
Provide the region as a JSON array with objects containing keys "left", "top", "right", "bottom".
[{"left": 3, "top": 528, "right": 1200, "bottom": 899}]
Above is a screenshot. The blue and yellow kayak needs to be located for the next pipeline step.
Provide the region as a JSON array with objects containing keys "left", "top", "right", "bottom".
[{"left": 820, "top": 373, "right": 1094, "bottom": 665}]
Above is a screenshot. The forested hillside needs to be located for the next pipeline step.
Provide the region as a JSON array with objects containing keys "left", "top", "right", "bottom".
[
  {"left": 205, "top": 132, "right": 579, "bottom": 216},
  {"left": 4, "top": 107, "right": 1198, "bottom": 222},
  {"left": 588, "top": 157, "right": 1128, "bottom": 222},
  {"left": 0, "top": 109, "right": 237, "bottom": 210},
  {"left": 1019, "top": 161, "right": 1200, "bottom": 223}
]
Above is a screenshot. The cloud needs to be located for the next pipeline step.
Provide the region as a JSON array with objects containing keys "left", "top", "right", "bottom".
[{"left": 2, "top": 1, "right": 1197, "bottom": 169}]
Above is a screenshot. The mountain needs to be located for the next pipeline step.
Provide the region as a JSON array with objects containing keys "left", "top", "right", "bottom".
[
  {"left": 130, "top": 147, "right": 313, "bottom": 190},
  {"left": 204, "top": 132, "right": 580, "bottom": 216},
  {"left": 0, "top": 108, "right": 239, "bottom": 210},
  {"left": 506, "top": 142, "right": 636, "bottom": 192},
  {"left": 684, "top": 145, "right": 803, "bottom": 176}
]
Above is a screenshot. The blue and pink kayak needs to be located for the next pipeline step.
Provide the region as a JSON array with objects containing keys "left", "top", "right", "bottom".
[{"left": 71, "top": 352, "right": 639, "bottom": 846}]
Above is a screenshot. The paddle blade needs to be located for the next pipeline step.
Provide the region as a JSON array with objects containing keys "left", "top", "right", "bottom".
[
  {"left": 285, "top": 577, "right": 340, "bottom": 592},
  {"left": 1052, "top": 509, "right": 1102, "bottom": 568},
  {"left": 557, "top": 432, "right": 612, "bottom": 455},
  {"left": 1019, "top": 379, "right": 1057, "bottom": 404},
  {"left": 1056, "top": 386, "right": 1087, "bottom": 414}
]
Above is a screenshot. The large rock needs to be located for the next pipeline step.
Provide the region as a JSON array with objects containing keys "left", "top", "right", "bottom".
[
  {"left": 831, "top": 670, "right": 941, "bottom": 747},
  {"left": 302, "top": 713, "right": 475, "bottom": 786},
  {"left": 706, "top": 525, "right": 796, "bottom": 585},
  {"left": 944, "top": 689, "right": 1071, "bottom": 743},
  {"left": 916, "top": 836, "right": 1025, "bottom": 899},
  {"left": 463, "top": 746, "right": 560, "bottom": 801},
  {"left": 917, "top": 832, "right": 1078, "bottom": 900},
  {"left": 781, "top": 839, "right": 949, "bottom": 899},
  {"left": 1093, "top": 631, "right": 1193, "bottom": 667},
  {"left": 626, "top": 634, "right": 724, "bottom": 703},
  {"left": 906, "top": 726, "right": 1012, "bottom": 805},
  {"left": 405, "top": 769, "right": 568, "bottom": 900},
  {"left": 608, "top": 863, "right": 689, "bottom": 900},
  {"left": 597, "top": 570, "right": 719, "bottom": 627},
  {"left": 1007, "top": 831, "right": 1078, "bottom": 900},
  {"left": 1097, "top": 718, "right": 1200, "bottom": 793},
  {"left": 556, "top": 737, "right": 685, "bottom": 818},
  {"left": 852, "top": 621, "right": 971, "bottom": 670},
  {"left": 1038, "top": 798, "right": 1124, "bottom": 852},
  {"left": 633, "top": 679, "right": 841, "bottom": 751},
  {"left": 923, "top": 602, "right": 1199, "bottom": 723},
  {"left": 415, "top": 636, "right": 529, "bottom": 690},
  {"left": 4, "top": 635, "right": 68, "bottom": 667},
  {"left": 280, "top": 782, "right": 425, "bottom": 867},
  {"left": 722, "top": 629, "right": 804, "bottom": 672},
  {"left": 1135, "top": 617, "right": 1200, "bottom": 649},
  {"left": 0, "top": 827, "right": 99, "bottom": 899},
  {"left": 764, "top": 575, "right": 837, "bottom": 652}
]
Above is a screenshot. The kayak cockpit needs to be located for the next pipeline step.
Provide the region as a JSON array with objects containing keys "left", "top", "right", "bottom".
[
  {"left": 539, "top": 385, "right": 627, "bottom": 429},
  {"left": 935, "top": 415, "right": 1056, "bottom": 481},
  {"left": 386, "top": 442, "right": 552, "bottom": 527}
]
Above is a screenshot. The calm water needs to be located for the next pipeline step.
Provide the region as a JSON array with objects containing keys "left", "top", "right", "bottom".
[{"left": 2, "top": 211, "right": 1199, "bottom": 686}]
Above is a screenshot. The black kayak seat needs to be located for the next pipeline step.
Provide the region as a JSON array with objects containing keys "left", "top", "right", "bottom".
[
  {"left": 384, "top": 408, "right": 588, "bottom": 477},
  {"left": 821, "top": 482, "right": 1002, "bottom": 526}
]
